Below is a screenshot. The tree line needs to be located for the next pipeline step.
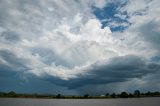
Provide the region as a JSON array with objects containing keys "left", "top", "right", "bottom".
[{"left": 0, "top": 90, "right": 160, "bottom": 99}]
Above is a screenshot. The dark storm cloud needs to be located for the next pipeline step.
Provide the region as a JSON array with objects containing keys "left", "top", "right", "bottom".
[
  {"left": 44, "top": 55, "right": 160, "bottom": 89},
  {"left": 0, "top": 64, "right": 17, "bottom": 77},
  {"left": 0, "top": 49, "right": 29, "bottom": 72},
  {"left": 0, "top": 51, "right": 78, "bottom": 94},
  {"left": 0, "top": 51, "right": 76, "bottom": 94},
  {"left": 0, "top": 63, "right": 23, "bottom": 91},
  {"left": 0, "top": 67, "right": 75, "bottom": 94},
  {"left": 0, "top": 51, "right": 28, "bottom": 92}
]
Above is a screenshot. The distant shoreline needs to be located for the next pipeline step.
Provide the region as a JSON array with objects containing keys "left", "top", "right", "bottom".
[
  {"left": 1, "top": 90, "right": 160, "bottom": 99},
  {"left": 0, "top": 96, "right": 160, "bottom": 99}
]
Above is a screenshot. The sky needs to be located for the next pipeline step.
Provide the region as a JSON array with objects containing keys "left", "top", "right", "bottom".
[{"left": 0, "top": 0, "right": 160, "bottom": 95}]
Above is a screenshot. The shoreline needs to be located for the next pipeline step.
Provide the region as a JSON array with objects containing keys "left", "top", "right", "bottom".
[
  {"left": 1, "top": 91, "right": 160, "bottom": 99},
  {"left": 0, "top": 96, "right": 160, "bottom": 99}
]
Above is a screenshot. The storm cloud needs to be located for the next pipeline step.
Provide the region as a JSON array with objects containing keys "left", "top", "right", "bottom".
[
  {"left": 42, "top": 55, "right": 160, "bottom": 89},
  {"left": 0, "top": 0, "right": 160, "bottom": 94}
]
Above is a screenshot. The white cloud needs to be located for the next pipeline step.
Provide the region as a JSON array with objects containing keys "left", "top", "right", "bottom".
[
  {"left": 0, "top": 0, "right": 117, "bottom": 80},
  {"left": 120, "top": 0, "right": 149, "bottom": 16},
  {"left": 0, "top": 0, "right": 160, "bottom": 93}
]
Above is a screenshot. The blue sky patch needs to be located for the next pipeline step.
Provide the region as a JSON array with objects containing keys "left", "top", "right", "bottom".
[{"left": 92, "top": 2, "right": 130, "bottom": 32}]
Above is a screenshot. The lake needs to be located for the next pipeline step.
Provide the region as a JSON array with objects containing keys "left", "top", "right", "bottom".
[{"left": 0, "top": 97, "right": 160, "bottom": 106}]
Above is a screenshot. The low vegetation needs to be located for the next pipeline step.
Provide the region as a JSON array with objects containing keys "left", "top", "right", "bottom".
[{"left": 0, "top": 90, "right": 160, "bottom": 99}]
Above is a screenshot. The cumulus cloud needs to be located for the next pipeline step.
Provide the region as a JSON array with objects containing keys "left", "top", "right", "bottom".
[
  {"left": 0, "top": 0, "right": 160, "bottom": 94},
  {"left": 42, "top": 55, "right": 160, "bottom": 89},
  {"left": 117, "top": 0, "right": 160, "bottom": 50}
]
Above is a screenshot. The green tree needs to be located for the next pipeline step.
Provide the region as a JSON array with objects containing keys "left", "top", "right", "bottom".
[
  {"left": 154, "top": 91, "right": 160, "bottom": 96},
  {"left": 128, "top": 93, "right": 133, "bottom": 97},
  {"left": 83, "top": 94, "right": 89, "bottom": 98},
  {"left": 7, "top": 91, "right": 17, "bottom": 97},
  {"left": 0, "top": 92, "right": 5, "bottom": 97},
  {"left": 56, "top": 94, "right": 61, "bottom": 98},
  {"left": 105, "top": 93, "right": 109, "bottom": 97},
  {"left": 134, "top": 90, "right": 140, "bottom": 97},
  {"left": 110, "top": 93, "right": 116, "bottom": 98},
  {"left": 120, "top": 92, "right": 128, "bottom": 98}
]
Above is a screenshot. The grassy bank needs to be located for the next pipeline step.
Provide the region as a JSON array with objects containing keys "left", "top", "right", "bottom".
[{"left": 0, "top": 90, "right": 160, "bottom": 99}]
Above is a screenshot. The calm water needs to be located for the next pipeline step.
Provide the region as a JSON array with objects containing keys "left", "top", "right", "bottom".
[{"left": 0, "top": 97, "right": 160, "bottom": 106}]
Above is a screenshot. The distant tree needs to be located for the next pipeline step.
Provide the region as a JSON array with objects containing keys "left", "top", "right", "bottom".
[
  {"left": 72, "top": 96, "right": 75, "bottom": 98},
  {"left": 154, "top": 91, "right": 160, "bottom": 96},
  {"left": 56, "top": 94, "right": 61, "bottom": 98},
  {"left": 110, "top": 93, "right": 116, "bottom": 98},
  {"left": 0, "top": 92, "right": 5, "bottom": 97},
  {"left": 105, "top": 93, "right": 109, "bottom": 97},
  {"left": 145, "top": 91, "right": 151, "bottom": 96},
  {"left": 7, "top": 91, "right": 17, "bottom": 97},
  {"left": 128, "top": 93, "right": 133, "bottom": 97},
  {"left": 34, "top": 93, "right": 38, "bottom": 97},
  {"left": 120, "top": 92, "right": 128, "bottom": 98},
  {"left": 83, "top": 94, "right": 89, "bottom": 98},
  {"left": 134, "top": 90, "right": 140, "bottom": 97}
]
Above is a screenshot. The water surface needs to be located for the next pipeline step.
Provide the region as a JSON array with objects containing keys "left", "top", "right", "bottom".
[{"left": 0, "top": 97, "right": 159, "bottom": 106}]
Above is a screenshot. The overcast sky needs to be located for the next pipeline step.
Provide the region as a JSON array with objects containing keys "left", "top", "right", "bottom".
[{"left": 0, "top": 0, "right": 160, "bottom": 95}]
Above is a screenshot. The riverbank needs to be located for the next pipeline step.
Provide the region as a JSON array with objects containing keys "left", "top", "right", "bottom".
[{"left": 0, "top": 91, "right": 160, "bottom": 99}]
